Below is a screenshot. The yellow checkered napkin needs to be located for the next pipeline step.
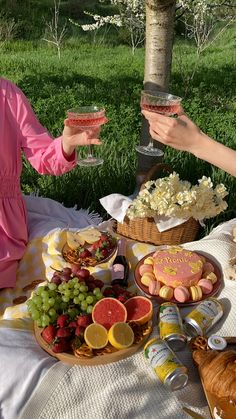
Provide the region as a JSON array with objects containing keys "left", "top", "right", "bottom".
[{"left": 0, "top": 228, "right": 156, "bottom": 328}]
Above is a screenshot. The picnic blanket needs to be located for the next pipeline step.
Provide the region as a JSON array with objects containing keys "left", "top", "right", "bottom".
[{"left": 1, "top": 196, "right": 236, "bottom": 419}]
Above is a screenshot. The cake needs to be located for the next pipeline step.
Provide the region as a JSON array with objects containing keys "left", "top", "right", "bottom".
[{"left": 153, "top": 247, "right": 203, "bottom": 288}]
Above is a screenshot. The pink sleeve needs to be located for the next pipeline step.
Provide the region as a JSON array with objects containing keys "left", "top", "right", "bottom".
[{"left": 15, "top": 85, "right": 77, "bottom": 175}]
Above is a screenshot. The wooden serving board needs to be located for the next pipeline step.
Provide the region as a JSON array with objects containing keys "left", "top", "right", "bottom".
[
  {"left": 198, "top": 337, "right": 236, "bottom": 419},
  {"left": 34, "top": 322, "right": 152, "bottom": 366}
]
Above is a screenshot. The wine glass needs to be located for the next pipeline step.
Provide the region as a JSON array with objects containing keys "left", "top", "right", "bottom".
[
  {"left": 66, "top": 106, "right": 107, "bottom": 167},
  {"left": 137, "top": 90, "right": 182, "bottom": 157}
]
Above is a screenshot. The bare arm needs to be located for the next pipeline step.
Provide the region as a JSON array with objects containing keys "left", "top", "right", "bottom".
[{"left": 142, "top": 110, "right": 236, "bottom": 177}]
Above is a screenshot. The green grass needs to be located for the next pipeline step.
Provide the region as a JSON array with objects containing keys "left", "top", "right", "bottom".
[{"left": 0, "top": 26, "right": 236, "bottom": 236}]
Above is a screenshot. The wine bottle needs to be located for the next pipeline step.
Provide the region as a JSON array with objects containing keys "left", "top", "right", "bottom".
[{"left": 111, "top": 238, "right": 129, "bottom": 287}]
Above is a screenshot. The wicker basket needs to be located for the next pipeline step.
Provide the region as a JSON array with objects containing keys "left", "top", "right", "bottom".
[{"left": 116, "top": 163, "right": 200, "bottom": 245}]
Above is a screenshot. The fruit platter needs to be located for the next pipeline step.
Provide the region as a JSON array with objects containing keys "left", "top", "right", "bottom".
[
  {"left": 62, "top": 228, "right": 117, "bottom": 267},
  {"left": 134, "top": 247, "right": 222, "bottom": 307},
  {"left": 28, "top": 266, "right": 153, "bottom": 366}
]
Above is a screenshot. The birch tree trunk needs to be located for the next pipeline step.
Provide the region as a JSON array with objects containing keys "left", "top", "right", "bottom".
[{"left": 137, "top": 0, "right": 176, "bottom": 180}]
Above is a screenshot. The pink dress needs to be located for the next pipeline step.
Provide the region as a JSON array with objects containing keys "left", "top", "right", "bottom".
[{"left": 0, "top": 78, "right": 77, "bottom": 288}]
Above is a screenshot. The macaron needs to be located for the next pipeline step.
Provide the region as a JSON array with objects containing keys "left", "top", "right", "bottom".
[
  {"left": 198, "top": 278, "right": 213, "bottom": 295},
  {"left": 189, "top": 285, "right": 202, "bottom": 301},
  {"left": 144, "top": 256, "right": 154, "bottom": 265},
  {"left": 199, "top": 255, "right": 206, "bottom": 264},
  {"left": 139, "top": 264, "right": 153, "bottom": 276},
  {"left": 159, "top": 285, "right": 174, "bottom": 301},
  {"left": 203, "top": 262, "right": 215, "bottom": 274},
  {"left": 204, "top": 272, "right": 218, "bottom": 284},
  {"left": 149, "top": 280, "right": 161, "bottom": 296},
  {"left": 141, "top": 272, "right": 156, "bottom": 287},
  {"left": 174, "top": 286, "right": 190, "bottom": 303}
]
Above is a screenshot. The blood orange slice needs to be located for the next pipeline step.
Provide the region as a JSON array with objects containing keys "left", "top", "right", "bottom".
[
  {"left": 92, "top": 298, "right": 127, "bottom": 330},
  {"left": 124, "top": 296, "right": 153, "bottom": 325}
]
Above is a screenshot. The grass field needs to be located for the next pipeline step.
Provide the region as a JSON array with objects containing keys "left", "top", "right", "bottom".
[{"left": 0, "top": 26, "right": 235, "bottom": 236}]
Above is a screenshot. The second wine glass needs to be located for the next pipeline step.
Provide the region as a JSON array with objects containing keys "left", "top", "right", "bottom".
[
  {"left": 67, "top": 106, "right": 107, "bottom": 167},
  {"left": 137, "top": 91, "right": 182, "bottom": 157}
]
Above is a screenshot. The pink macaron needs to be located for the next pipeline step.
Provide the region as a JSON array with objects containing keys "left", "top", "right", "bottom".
[
  {"left": 148, "top": 280, "right": 161, "bottom": 296},
  {"left": 198, "top": 278, "right": 213, "bottom": 294},
  {"left": 139, "top": 264, "right": 153, "bottom": 276},
  {"left": 202, "top": 262, "right": 215, "bottom": 274},
  {"left": 174, "top": 286, "right": 190, "bottom": 303}
]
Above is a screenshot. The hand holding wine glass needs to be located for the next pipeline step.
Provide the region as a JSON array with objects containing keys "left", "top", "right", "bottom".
[
  {"left": 65, "top": 106, "right": 108, "bottom": 167},
  {"left": 137, "top": 91, "right": 182, "bottom": 157}
]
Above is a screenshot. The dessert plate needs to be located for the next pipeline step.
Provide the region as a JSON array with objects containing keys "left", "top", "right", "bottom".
[
  {"left": 34, "top": 321, "right": 152, "bottom": 366},
  {"left": 134, "top": 250, "right": 222, "bottom": 307}
]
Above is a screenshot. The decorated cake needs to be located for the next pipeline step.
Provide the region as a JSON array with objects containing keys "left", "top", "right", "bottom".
[
  {"left": 138, "top": 246, "right": 218, "bottom": 302},
  {"left": 153, "top": 247, "right": 203, "bottom": 288}
]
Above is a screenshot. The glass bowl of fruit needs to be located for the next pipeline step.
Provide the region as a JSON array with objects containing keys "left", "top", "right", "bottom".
[{"left": 62, "top": 228, "right": 117, "bottom": 267}]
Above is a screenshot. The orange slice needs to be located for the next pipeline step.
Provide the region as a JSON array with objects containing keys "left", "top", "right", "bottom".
[
  {"left": 108, "top": 322, "right": 134, "bottom": 350},
  {"left": 84, "top": 323, "right": 108, "bottom": 349}
]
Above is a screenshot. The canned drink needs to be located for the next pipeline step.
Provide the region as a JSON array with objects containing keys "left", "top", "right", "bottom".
[
  {"left": 183, "top": 297, "right": 224, "bottom": 337},
  {"left": 159, "top": 302, "right": 187, "bottom": 351},
  {"left": 144, "top": 337, "right": 188, "bottom": 391}
]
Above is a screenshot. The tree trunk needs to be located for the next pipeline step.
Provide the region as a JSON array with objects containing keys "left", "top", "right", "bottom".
[{"left": 136, "top": 0, "right": 176, "bottom": 181}]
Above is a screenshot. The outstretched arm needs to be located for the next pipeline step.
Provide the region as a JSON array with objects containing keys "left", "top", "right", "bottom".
[
  {"left": 14, "top": 83, "right": 100, "bottom": 175},
  {"left": 142, "top": 110, "right": 236, "bottom": 177}
]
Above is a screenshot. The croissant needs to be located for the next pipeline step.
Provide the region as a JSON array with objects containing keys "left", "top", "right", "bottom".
[{"left": 193, "top": 349, "right": 236, "bottom": 402}]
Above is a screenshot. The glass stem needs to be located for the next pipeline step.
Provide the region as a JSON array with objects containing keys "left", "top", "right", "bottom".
[
  {"left": 87, "top": 144, "right": 93, "bottom": 159},
  {"left": 147, "top": 138, "right": 154, "bottom": 149}
]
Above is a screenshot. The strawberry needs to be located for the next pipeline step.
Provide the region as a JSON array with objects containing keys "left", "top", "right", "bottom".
[
  {"left": 41, "top": 325, "right": 57, "bottom": 344},
  {"left": 68, "top": 321, "right": 77, "bottom": 329},
  {"left": 77, "top": 314, "right": 92, "bottom": 328},
  {"left": 75, "top": 326, "right": 85, "bottom": 338},
  {"left": 103, "top": 287, "right": 115, "bottom": 297},
  {"left": 57, "top": 314, "right": 69, "bottom": 328},
  {"left": 117, "top": 294, "right": 129, "bottom": 303},
  {"left": 100, "top": 234, "right": 109, "bottom": 242},
  {"left": 79, "top": 248, "right": 92, "bottom": 259},
  {"left": 56, "top": 327, "right": 71, "bottom": 339},
  {"left": 51, "top": 338, "right": 70, "bottom": 353},
  {"left": 92, "top": 241, "right": 100, "bottom": 250},
  {"left": 101, "top": 248, "right": 109, "bottom": 258}
]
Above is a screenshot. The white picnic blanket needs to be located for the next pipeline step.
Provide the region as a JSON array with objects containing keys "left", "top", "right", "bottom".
[{"left": 1, "top": 196, "right": 236, "bottom": 419}]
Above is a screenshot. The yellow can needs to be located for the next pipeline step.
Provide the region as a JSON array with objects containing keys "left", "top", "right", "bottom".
[
  {"left": 144, "top": 337, "right": 188, "bottom": 391},
  {"left": 183, "top": 297, "right": 223, "bottom": 337},
  {"left": 159, "top": 302, "right": 187, "bottom": 351}
]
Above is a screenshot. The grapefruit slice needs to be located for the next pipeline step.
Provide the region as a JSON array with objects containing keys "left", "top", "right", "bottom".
[
  {"left": 124, "top": 296, "right": 153, "bottom": 325},
  {"left": 108, "top": 322, "right": 134, "bottom": 349},
  {"left": 92, "top": 297, "right": 127, "bottom": 330}
]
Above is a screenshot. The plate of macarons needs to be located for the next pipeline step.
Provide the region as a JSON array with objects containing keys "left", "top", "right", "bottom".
[{"left": 134, "top": 246, "right": 223, "bottom": 306}]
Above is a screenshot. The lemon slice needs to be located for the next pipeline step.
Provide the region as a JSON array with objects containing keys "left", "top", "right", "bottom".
[
  {"left": 66, "top": 232, "right": 85, "bottom": 249},
  {"left": 108, "top": 322, "right": 134, "bottom": 350},
  {"left": 84, "top": 323, "right": 108, "bottom": 349},
  {"left": 79, "top": 228, "right": 101, "bottom": 244}
]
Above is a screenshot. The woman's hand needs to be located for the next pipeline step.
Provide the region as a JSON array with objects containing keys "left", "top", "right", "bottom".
[
  {"left": 61, "top": 119, "right": 102, "bottom": 157},
  {"left": 142, "top": 110, "right": 203, "bottom": 154}
]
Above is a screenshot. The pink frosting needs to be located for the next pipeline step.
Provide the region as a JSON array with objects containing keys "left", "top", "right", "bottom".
[
  {"left": 153, "top": 247, "right": 203, "bottom": 288},
  {"left": 198, "top": 278, "right": 213, "bottom": 294}
]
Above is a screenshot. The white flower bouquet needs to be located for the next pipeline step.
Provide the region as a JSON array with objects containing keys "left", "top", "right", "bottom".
[{"left": 126, "top": 172, "right": 228, "bottom": 222}]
